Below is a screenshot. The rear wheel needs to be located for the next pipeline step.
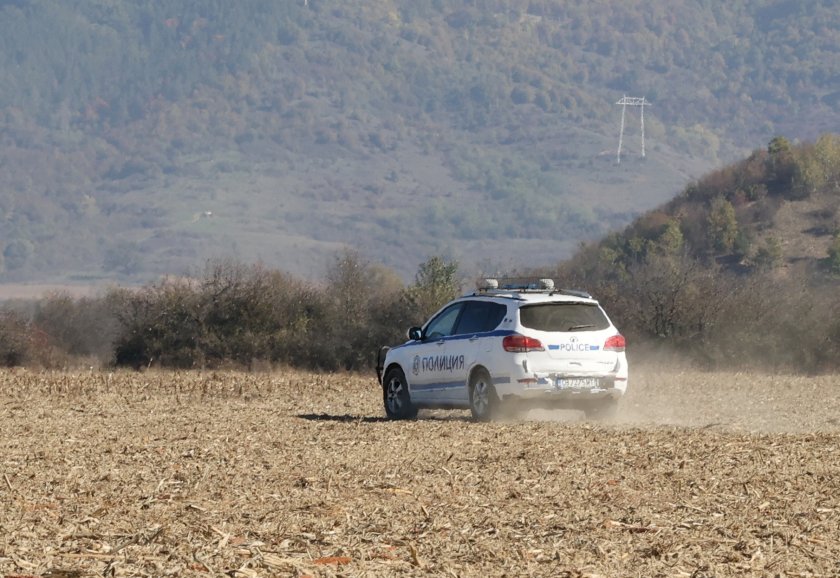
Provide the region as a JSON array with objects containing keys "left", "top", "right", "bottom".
[
  {"left": 383, "top": 367, "right": 417, "bottom": 420},
  {"left": 469, "top": 370, "right": 500, "bottom": 421}
]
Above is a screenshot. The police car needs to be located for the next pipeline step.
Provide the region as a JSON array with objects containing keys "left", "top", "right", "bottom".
[{"left": 376, "top": 278, "right": 628, "bottom": 421}]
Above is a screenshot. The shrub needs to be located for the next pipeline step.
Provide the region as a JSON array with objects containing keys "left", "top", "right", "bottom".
[
  {"left": 0, "top": 310, "right": 31, "bottom": 366},
  {"left": 707, "top": 196, "right": 738, "bottom": 254}
]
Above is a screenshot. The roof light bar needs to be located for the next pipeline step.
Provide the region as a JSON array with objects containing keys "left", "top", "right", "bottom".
[{"left": 475, "top": 277, "right": 592, "bottom": 298}]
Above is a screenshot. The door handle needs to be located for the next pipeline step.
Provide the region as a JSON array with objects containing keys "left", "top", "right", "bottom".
[
  {"left": 469, "top": 335, "right": 479, "bottom": 342},
  {"left": 436, "top": 340, "right": 445, "bottom": 345}
]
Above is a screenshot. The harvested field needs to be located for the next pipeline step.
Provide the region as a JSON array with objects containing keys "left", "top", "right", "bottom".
[{"left": 1, "top": 366, "right": 839, "bottom": 577}]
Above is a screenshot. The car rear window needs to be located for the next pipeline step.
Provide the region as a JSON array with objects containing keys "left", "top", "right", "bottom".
[{"left": 519, "top": 303, "right": 610, "bottom": 332}]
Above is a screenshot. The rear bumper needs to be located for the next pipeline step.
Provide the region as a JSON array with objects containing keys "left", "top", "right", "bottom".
[
  {"left": 501, "top": 385, "right": 622, "bottom": 411},
  {"left": 495, "top": 369, "right": 627, "bottom": 409}
]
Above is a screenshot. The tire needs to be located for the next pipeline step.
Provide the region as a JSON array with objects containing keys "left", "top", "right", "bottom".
[
  {"left": 584, "top": 398, "right": 619, "bottom": 421},
  {"left": 383, "top": 367, "right": 417, "bottom": 420},
  {"left": 469, "top": 369, "right": 500, "bottom": 421}
]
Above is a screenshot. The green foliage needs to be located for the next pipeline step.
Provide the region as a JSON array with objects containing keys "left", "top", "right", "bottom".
[
  {"left": 566, "top": 134, "right": 840, "bottom": 289},
  {"left": 655, "top": 219, "right": 685, "bottom": 256},
  {"left": 794, "top": 134, "right": 840, "bottom": 199},
  {"left": 707, "top": 196, "right": 738, "bottom": 254},
  {"left": 767, "top": 136, "right": 797, "bottom": 196},
  {"left": 753, "top": 237, "right": 783, "bottom": 271},
  {"left": 405, "top": 256, "right": 461, "bottom": 321},
  {"left": 732, "top": 229, "right": 753, "bottom": 259}
]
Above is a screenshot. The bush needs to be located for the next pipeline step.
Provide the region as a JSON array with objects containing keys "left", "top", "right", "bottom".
[
  {"left": 0, "top": 310, "right": 30, "bottom": 366},
  {"left": 34, "top": 293, "right": 118, "bottom": 362},
  {"left": 107, "top": 255, "right": 460, "bottom": 371}
]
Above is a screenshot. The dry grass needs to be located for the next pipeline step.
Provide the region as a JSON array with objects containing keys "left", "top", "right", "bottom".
[{"left": 1, "top": 366, "right": 839, "bottom": 577}]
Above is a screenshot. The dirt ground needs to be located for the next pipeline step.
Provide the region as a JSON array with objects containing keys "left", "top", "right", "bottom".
[{"left": 1, "top": 366, "right": 839, "bottom": 577}]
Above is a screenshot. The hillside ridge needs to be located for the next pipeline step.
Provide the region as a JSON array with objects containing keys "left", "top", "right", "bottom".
[{"left": 1, "top": 0, "right": 839, "bottom": 283}]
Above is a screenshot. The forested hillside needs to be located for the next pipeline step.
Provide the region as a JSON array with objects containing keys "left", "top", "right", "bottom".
[
  {"left": 1, "top": 0, "right": 839, "bottom": 283},
  {"left": 551, "top": 134, "right": 840, "bottom": 371}
]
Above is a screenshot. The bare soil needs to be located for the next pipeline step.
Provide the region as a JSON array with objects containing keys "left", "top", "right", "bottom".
[{"left": 1, "top": 366, "right": 839, "bottom": 577}]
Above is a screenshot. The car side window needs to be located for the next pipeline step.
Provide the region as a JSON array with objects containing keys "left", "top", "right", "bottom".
[
  {"left": 455, "top": 301, "right": 507, "bottom": 335},
  {"left": 424, "top": 303, "right": 464, "bottom": 340}
]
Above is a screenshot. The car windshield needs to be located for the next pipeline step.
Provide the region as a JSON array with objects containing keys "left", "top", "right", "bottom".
[{"left": 519, "top": 303, "right": 610, "bottom": 332}]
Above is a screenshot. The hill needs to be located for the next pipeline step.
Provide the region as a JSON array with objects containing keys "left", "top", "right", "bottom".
[
  {"left": 1, "top": 0, "right": 839, "bottom": 283},
  {"left": 551, "top": 134, "right": 840, "bottom": 371}
]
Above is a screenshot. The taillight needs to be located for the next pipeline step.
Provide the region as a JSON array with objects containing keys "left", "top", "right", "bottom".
[
  {"left": 503, "top": 334, "right": 544, "bottom": 352},
  {"left": 604, "top": 334, "right": 626, "bottom": 352}
]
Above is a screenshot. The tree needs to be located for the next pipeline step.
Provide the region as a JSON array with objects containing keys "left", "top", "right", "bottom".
[
  {"left": 707, "top": 196, "right": 738, "bottom": 254},
  {"left": 320, "top": 250, "right": 397, "bottom": 370},
  {"left": 621, "top": 252, "right": 729, "bottom": 343},
  {"left": 406, "top": 256, "right": 460, "bottom": 321},
  {"left": 767, "top": 136, "right": 796, "bottom": 195},
  {"left": 753, "top": 237, "right": 783, "bottom": 270},
  {"left": 810, "top": 133, "right": 840, "bottom": 193},
  {"left": 651, "top": 217, "right": 685, "bottom": 256}
]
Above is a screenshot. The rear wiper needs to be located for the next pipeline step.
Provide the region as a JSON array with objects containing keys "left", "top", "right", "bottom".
[{"left": 567, "top": 324, "right": 595, "bottom": 331}]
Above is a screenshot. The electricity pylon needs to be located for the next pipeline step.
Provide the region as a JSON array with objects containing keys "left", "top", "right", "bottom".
[{"left": 616, "top": 96, "right": 651, "bottom": 164}]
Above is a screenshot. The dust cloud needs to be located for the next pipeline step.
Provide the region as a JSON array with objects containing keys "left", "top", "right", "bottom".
[{"left": 524, "top": 359, "right": 840, "bottom": 433}]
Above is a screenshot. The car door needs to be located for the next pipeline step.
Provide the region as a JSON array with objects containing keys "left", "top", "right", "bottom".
[
  {"left": 448, "top": 300, "right": 508, "bottom": 404},
  {"left": 408, "top": 302, "right": 465, "bottom": 404}
]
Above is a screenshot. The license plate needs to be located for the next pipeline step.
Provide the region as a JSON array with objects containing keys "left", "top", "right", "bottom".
[{"left": 555, "top": 377, "right": 599, "bottom": 390}]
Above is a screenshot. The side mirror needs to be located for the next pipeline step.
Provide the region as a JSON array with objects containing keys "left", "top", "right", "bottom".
[{"left": 407, "top": 326, "right": 422, "bottom": 341}]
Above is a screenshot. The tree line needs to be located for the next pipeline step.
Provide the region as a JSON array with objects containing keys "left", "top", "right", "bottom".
[
  {"left": 1, "top": 250, "right": 839, "bottom": 374},
  {"left": 0, "top": 254, "right": 460, "bottom": 371},
  {"left": 3, "top": 134, "right": 840, "bottom": 373}
]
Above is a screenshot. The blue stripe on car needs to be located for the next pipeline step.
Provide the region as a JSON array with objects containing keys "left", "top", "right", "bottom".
[
  {"left": 412, "top": 380, "right": 464, "bottom": 391},
  {"left": 412, "top": 375, "right": 511, "bottom": 391}
]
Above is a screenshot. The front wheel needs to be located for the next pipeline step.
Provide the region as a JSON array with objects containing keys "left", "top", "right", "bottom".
[
  {"left": 383, "top": 367, "right": 417, "bottom": 420},
  {"left": 469, "top": 370, "right": 500, "bottom": 421}
]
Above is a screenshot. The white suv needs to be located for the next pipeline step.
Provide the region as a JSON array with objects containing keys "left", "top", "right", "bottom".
[{"left": 376, "top": 279, "right": 628, "bottom": 421}]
